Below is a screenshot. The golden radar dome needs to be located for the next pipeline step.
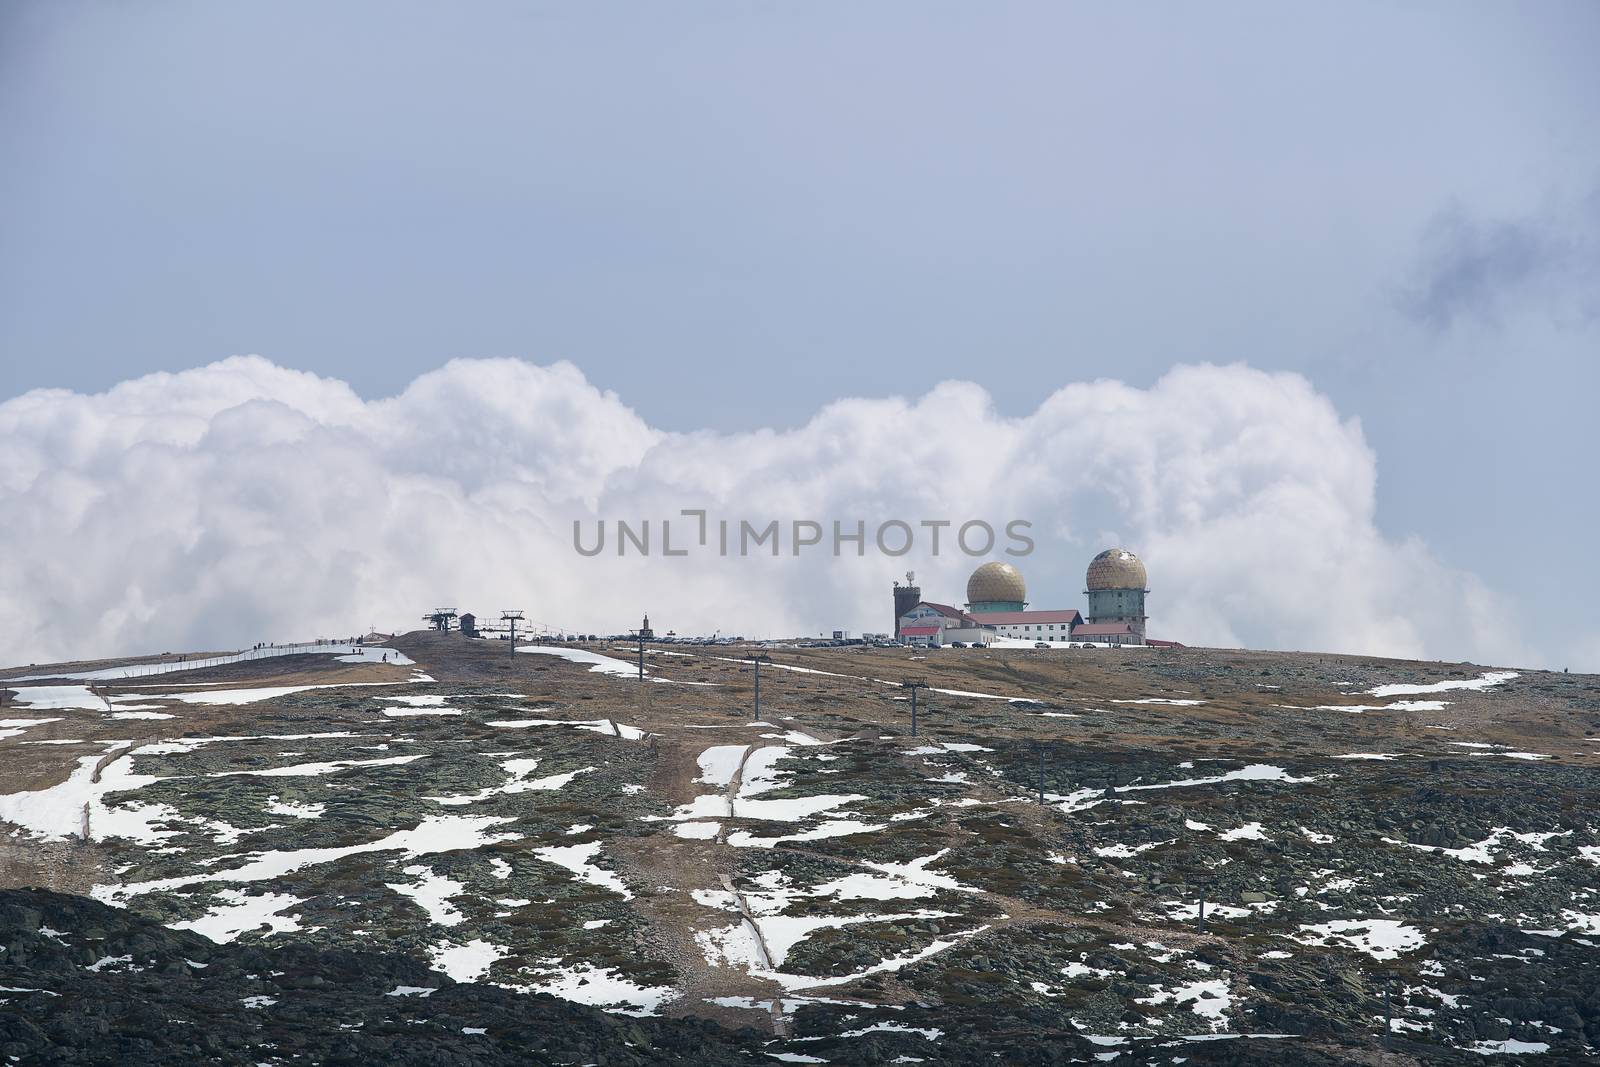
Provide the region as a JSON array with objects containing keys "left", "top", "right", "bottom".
[
  {"left": 966, "top": 561, "right": 1027, "bottom": 606},
  {"left": 1085, "top": 548, "right": 1147, "bottom": 591}
]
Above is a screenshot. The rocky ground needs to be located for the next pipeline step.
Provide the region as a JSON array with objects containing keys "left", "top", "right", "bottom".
[{"left": 2, "top": 633, "right": 1598, "bottom": 1064}]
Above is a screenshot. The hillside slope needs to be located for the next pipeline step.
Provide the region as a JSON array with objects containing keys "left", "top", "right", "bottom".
[{"left": 3, "top": 634, "right": 1597, "bottom": 1063}]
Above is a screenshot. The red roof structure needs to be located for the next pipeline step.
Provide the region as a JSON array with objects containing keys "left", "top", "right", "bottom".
[
  {"left": 899, "top": 625, "right": 941, "bottom": 637},
  {"left": 1071, "top": 622, "right": 1138, "bottom": 637},
  {"left": 916, "top": 602, "right": 984, "bottom": 627}
]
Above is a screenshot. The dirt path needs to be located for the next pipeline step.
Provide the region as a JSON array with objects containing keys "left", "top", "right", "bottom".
[
  {"left": 611, "top": 734, "right": 798, "bottom": 1032},
  {"left": 614, "top": 730, "right": 1106, "bottom": 1033}
]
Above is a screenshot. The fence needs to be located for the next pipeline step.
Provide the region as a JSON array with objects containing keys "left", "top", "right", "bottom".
[{"left": 85, "top": 640, "right": 371, "bottom": 680}]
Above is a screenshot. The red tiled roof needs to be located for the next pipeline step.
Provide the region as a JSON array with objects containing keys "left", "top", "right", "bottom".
[
  {"left": 1072, "top": 622, "right": 1137, "bottom": 637},
  {"left": 899, "top": 626, "right": 940, "bottom": 637},
  {"left": 971, "top": 609, "right": 1082, "bottom": 626},
  {"left": 1146, "top": 638, "right": 1185, "bottom": 648},
  {"left": 908, "top": 602, "right": 983, "bottom": 626}
]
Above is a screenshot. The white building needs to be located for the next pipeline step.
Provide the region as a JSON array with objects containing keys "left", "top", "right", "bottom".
[
  {"left": 897, "top": 602, "right": 993, "bottom": 647},
  {"left": 969, "top": 608, "right": 1083, "bottom": 644}
]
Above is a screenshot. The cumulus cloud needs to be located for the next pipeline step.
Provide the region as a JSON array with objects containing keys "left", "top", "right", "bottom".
[{"left": 0, "top": 357, "right": 1535, "bottom": 668}]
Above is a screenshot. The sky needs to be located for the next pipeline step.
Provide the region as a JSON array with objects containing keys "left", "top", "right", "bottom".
[{"left": 1, "top": 2, "right": 1597, "bottom": 669}]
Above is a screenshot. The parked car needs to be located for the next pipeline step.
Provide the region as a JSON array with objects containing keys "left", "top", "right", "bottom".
[
  {"left": 1034, "top": 641, "right": 1050, "bottom": 649},
  {"left": 950, "top": 641, "right": 967, "bottom": 648}
]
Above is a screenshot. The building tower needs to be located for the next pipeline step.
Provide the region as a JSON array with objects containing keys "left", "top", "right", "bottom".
[
  {"left": 965, "top": 561, "right": 1027, "bottom": 613},
  {"left": 1084, "top": 548, "right": 1148, "bottom": 638},
  {"left": 892, "top": 572, "right": 921, "bottom": 638}
]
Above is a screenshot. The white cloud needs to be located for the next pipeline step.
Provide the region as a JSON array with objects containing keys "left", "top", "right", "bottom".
[{"left": 0, "top": 357, "right": 1540, "bottom": 668}]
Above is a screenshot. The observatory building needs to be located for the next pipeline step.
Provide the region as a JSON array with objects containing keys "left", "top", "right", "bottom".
[
  {"left": 965, "top": 562, "right": 1027, "bottom": 613},
  {"left": 1081, "top": 548, "right": 1148, "bottom": 642},
  {"left": 963, "top": 562, "right": 1082, "bottom": 643},
  {"left": 893, "top": 549, "right": 1159, "bottom": 647}
]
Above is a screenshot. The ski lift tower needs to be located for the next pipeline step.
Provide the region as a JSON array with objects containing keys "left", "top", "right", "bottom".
[
  {"left": 500, "top": 610, "right": 524, "bottom": 656},
  {"left": 626, "top": 624, "right": 647, "bottom": 680},
  {"left": 423, "top": 609, "right": 458, "bottom": 633},
  {"left": 746, "top": 654, "right": 774, "bottom": 721}
]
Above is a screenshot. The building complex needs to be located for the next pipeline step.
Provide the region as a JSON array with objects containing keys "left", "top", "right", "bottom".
[{"left": 894, "top": 549, "right": 1168, "bottom": 648}]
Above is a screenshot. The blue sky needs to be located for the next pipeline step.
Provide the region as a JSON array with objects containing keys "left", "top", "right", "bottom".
[{"left": 2, "top": 2, "right": 1597, "bottom": 666}]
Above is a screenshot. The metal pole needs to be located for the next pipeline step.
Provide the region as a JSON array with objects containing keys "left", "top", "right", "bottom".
[
  {"left": 638, "top": 634, "right": 645, "bottom": 680},
  {"left": 901, "top": 681, "right": 926, "bottom": 737},
  {"left": 754, "top": 658, "right": 761, "bottom": 721},
  {"left": 1038, "top": 746, "right": 1045, "bottom": 805},
  {"left": 1196, "top": 886, "right": 1207, "bottom": 931}
]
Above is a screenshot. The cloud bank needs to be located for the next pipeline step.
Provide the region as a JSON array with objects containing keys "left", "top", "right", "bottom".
[{"left": 0, "top": 358, "right": 1528, "bottom": 668}]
